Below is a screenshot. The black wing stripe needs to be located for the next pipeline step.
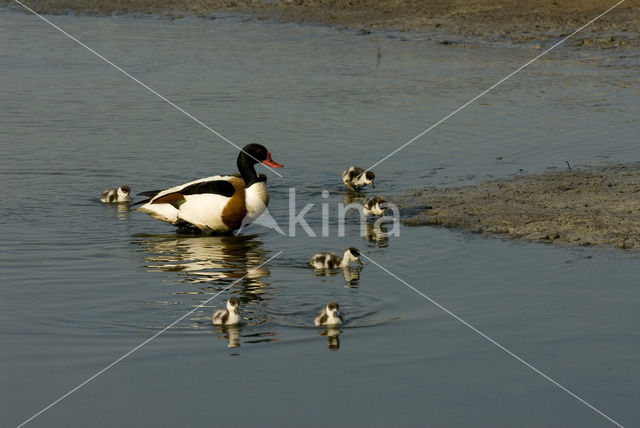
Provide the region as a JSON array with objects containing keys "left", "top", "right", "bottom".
[
  {"left": 137, "top": 190, "right": 164, "bottom": 198},
  {"left": 181, "top": 180, "right": 235, "bottom": 198},
  {"left": 131, "top": 197, "right": 152, "bottom": 207}
]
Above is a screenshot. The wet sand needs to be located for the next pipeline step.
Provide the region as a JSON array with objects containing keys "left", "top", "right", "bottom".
[
  {"left": 5, "top": 0, "right": 639, "bottom": 49},
  {"left": 266, "top": 0, "right": 639, "bottom": 49},
  {"left": 397, "top": 163, "right": 640, "bottom": 250}
]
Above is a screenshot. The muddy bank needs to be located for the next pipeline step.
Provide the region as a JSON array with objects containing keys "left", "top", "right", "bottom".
[
  {"left": 2, "top": 0, "right": 243, "bottom": 19},
  {"left": 266, "top": 0, "right": 639, "bottom": 49},
  {"left": 397, "top": 163, "right": 640, "bottom": 250},
  {"left": 5, "top": 0, "right": 639, "bottom": 49}
]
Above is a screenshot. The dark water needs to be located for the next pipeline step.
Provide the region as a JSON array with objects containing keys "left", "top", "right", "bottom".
[{"left": 1, "top": 10, "right": 639, "bottom": 428}]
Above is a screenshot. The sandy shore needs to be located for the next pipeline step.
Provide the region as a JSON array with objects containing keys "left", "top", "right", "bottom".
[
  {"left": 397, "top": 163, "right": 640, "bottom": 250},
  {"left": 5, "top": 0, "right": 639, "bottom": 49}
]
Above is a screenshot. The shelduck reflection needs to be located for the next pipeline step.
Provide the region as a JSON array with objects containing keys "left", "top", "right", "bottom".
[
  {"left": 134, "top": 234, "right": 275, "bottom": 343},
  {"left": 134, "top": 233, "right": 270, "bottom": 292}
]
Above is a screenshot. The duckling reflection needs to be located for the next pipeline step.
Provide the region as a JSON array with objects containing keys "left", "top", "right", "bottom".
[
  {"left": 342, "top": 265, "right": 361, "bottom": 286},
  {"left": 312, "top": 260, "right": 362, "bottom": 287},
  {"left": 365, "top": 222, "right": 389, "bottom": 248},
  {"left": 101, "top": 199, "right": 131, "bottom": 222},
  {"left": 320, "top": 327, "right": 342, "bottom": 350},
  {"left": 343, "top": 190, "right": 366, "bottom": 205},
  {"left": 116, "top": 202, "right": 131, "bottom": 218},
  {"left": 214, "top": 324, "right": 241, "bottom": 348}
]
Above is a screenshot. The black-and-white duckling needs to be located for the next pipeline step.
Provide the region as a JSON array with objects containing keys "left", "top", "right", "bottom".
[
  {"left": 101, "top": 185, "right": 131, "bottom": 203},
  {"left": 314, "top": 302, "right": 344, "bottom": 326},
  {"left": 342, "top": 166, "right": 375, "bottom": 190},
  {"left": 212, "top": 297, "right": 241, "bottom": 325},
  {"left": 310, "top": 247, "right": 362, "bottom": 269},
  {"left": 363, "top": 195, "right": 387, "bottom": 216}
]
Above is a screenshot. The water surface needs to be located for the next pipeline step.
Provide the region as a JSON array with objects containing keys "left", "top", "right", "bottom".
[{"left": 1, "top": 10, "right": 639, "bottom": 427}]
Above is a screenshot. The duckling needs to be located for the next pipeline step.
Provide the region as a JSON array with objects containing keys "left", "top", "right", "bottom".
[
  {"left": 314, "top": 302, "right": 344, "bottom": 326},
  {"left": 310, "top": 247, "right": 362, "bottom": 269},
  {"left": 101, "top": 185, "right": 131, "bottom": 203},
  {"left": 342, "top": 166, "right": 375, "bottom": 190},
  {"left": 212, "top": 297, "right": 241, "bottom": 325},
  {"left": 363, "top": 195, "right": 387, "bottom": 216}
]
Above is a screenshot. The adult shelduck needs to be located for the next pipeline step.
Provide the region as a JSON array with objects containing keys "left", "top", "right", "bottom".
[
  {"left": 342, "top": 166, "right": 375, "bottom": 190},
  {"left": 314, "top": 302, "right": 343, "bottom": 326},
  {"left": 310, "top": 247, "right": 362, "bottom": 269},
  {"left": 135, "top": 144, "right": 283, "bottom": 233}
]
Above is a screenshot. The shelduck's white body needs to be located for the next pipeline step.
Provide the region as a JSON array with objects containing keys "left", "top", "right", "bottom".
[
  {"left": 134, "top": 144, "right": 282, "bottom": 233},
  {"left": 136, "top": 175, "right": 249, "bottom": 232},
  {"left": 244, "top": 180, "right": 270, "bottom": 224}
]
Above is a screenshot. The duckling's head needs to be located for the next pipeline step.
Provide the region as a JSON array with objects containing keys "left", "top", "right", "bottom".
[
  {"left": 227, "top": 297, "right": 239, "bottom": 313},
  {"left": 364, "top": 170, "right": 375, "bottom": 188},
  {"left": 117, "top": 185, "right": 131, "bottom": 199},
  {"left": 343, "top": 247, "right": 362, "bottom": 265},
  {"left": 327, "top": 301, "right": 340, "bottom": 316}
]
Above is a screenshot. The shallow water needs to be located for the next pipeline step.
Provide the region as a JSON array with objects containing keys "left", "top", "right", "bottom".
[{"left": 1, "top": 10, "right": 639, "bottom": 427}]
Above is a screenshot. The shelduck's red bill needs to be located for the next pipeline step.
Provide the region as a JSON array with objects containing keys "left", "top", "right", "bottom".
[{"left": 262, "top": 152, "right": 283, "bottom": 168}]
